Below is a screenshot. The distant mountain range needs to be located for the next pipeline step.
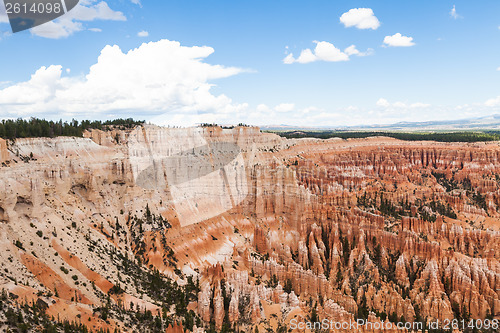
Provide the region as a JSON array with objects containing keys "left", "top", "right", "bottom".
[{"left": 261, "top": 114, "right": 500, "bottom": 132}]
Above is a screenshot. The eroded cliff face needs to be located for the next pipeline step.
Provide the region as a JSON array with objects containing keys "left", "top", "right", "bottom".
[{"left": 0, "top": 127, "right": 498, "bottom": 332}]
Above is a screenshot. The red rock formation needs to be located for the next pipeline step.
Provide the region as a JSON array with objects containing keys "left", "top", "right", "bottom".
[
  {"left": 165, "top": 322, "right": 185, "bottom": 333},
  {"left": 0, "top": 127, "right": 499, "bottom": 332}
]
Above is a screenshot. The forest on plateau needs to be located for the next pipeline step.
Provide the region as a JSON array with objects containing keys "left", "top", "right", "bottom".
[
  {"left": 0, "top": 118, "right": 144, "bottom": 140},
  {"left": 273, "top": 130, "right": 500, "bottom": 142}
]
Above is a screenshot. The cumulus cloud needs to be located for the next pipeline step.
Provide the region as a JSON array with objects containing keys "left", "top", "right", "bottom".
[
  {"left": 450, "top": 5, "right": 461, "bottom": 19},
  {"left": 344, "top": 45, "right": 374, "bottom": 57},
  {"left": 30, "top": 1, "right": 126, "bottom": 39},
  {"left": 0, "top": 39, "right": 247, "bottom": 124},
  {"left": 137, "top": 30, "right": 149, "bottom": 37},
  {"left": 344, "top": 45, "right": 359, "bottom": 56},
  {"left": 383, "top": 33, "right": 415, "bottom": 47},
  {"left": 340, "top": 8, "right": 380, "bottom": 30},
  {"left": 295, "top": 48, "right": 318, "bottom": 64},
  {"left": 376, "top": 98, "right": 390, "bottom": 108},
  {"left": 283, "top": 41, "right": 371, "bottom": 64}
]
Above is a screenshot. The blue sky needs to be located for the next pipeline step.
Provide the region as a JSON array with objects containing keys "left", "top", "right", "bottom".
[{"left": 0, "top": 0, "right": 499, "bottom": 127}]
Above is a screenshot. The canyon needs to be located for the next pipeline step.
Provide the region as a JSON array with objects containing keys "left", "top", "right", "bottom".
[{"left": 0, "top": 125, "right": 498, "bottom": 332}]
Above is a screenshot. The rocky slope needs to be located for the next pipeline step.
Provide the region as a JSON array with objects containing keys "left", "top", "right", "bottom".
[{"left": 0, "top": 125, "right": 498, "bottom": 332}]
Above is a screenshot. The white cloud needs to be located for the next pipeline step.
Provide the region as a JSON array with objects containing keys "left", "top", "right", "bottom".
[
  {"left": 69, "top": 1, "right": 126, "bottom": 21},
  {"left": 283, "top": 53, "right": 295, "bottom": 65},
  {"left": 450, "top": 5, "right": 461, "bottom": 19},
  {"left": 31, "top": 20, "right": 82, "bottom": 39},
  {"left": 88, "top": 28, "right": 102, "bottom": 32},
  {"left": 340, "top": 8, "right": 380, "bottom": 30},
  {"left": 253, "top": 98, "right": 500, "bottom": 127},
  {"left": 137, "top": 30, "right": 149, "bottom": 37},
  {"left": 241, "top": 104, "right": 329, "bottom": 126},
  {"left": 274, "top": 103, "right": 295, "bottom": 112},
  {"left": 376, "top": 98, "right": 390, "bottom": 107},
  {"left": 315, "top": 41, "right": 349, "bottom": 62},
  {"left": 0, "top": 39, "right": 247, "bottom": 123},
  {"left": 393, "top": 101, "right": 406, "bottom": 108},
  {"left": 256, "top": 104, "right": 270, "bottom": 112},
  {"left": 254, "top": 103, "right": 295, "bottom": 114},
  {"left": 485, "top": 96, "right": 500, "bottom": 107},
  {"left": 497, "top": 67, "right": 500, "bottom": 71},
  {"left": 344, "top": 44, "right": 374, "bottom": 57},
  {"left": 301, "top": 106, "right": 320, "bottom": 114},
  {"left": 0, "top": 66, "right": 63, "bottom": 105},
  {"left": 283, "top": 41, "right": 371, "bottom": 64},
  {"left": 383, "top": 33, "right": 415, "bottom": 47},
  {"left": 377, "top": 98, "right": 430, "bottom": 109},
  {"left": 31, "top": 1, "right": 126, "bottom": 39},
  {"left": 344, "top": 45, "right": 359, "bottom": 56},
  {"left": 130, "top": 0, "right": 142, "bottom": 5},
  {"left": 296, "top": 48, "right": 317, "bottom": 63}
]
